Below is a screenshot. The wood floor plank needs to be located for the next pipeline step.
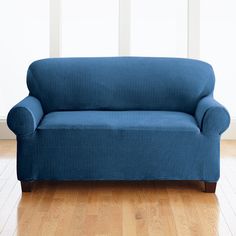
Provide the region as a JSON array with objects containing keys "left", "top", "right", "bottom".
[
  {"left": 0, "top": 160, "right": 10, "bottom": 177},
  {"left": 0, "top": 182, "right": 21, "bottom": 234},
  {"left": 0, "top": 160, "right": 15, "bottom": 180},
  {"left": 0, "top": 165, "right": 18, "bottom": 210},
  {"left": 152, "top": 183, "right": 177, "bottom": 236},
  {"left": 0, "top": 196, "right": 21, "bottom": 236},
  {"left": 121, "top": 184, "right": 137, "bottom": 236},
  {"left": 217, "top": 183, "right": 236, "bottom": 235}
]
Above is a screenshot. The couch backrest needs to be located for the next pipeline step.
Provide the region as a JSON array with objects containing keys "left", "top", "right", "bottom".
[{"left": 27, "top": 57, "right": 215, "bottom": 114}]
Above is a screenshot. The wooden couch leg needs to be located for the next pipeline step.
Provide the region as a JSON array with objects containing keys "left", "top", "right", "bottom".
[
  {"left": 21, "top": 181, "right": 33, "bottom": 192},
  {"left": 204, "top": 182, "right": 217, "bottom": 193}
]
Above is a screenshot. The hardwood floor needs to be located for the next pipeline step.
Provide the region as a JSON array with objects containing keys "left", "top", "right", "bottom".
[{"left": 0, "top": 140, "right": 236, "bottom": 236}]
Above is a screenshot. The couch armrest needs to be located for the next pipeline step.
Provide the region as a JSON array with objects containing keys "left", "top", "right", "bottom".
[
  {"left": 7, "top": 96, "right": 44, "bottom": 136},
  {"left": 195, "top": 96, "right": 230, "bottom": 135}
]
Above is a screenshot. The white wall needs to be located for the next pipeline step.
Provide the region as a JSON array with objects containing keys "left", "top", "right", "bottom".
[
  {"left": 200, "top": 0, "right": 236, "bottom": 120},
  {"left": 61, "top": 0, "right": 119, "bottom": 57},
  {"left": 130, "top": 0, "right": 188, "bottom": 57},
  {"left": 0, "top": 0, "right": 49, "bottom": 117}
]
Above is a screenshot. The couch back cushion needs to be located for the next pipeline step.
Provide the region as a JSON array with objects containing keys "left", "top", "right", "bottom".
[{"left": 27, "top": 57, "right": 215, "bottom": 114}]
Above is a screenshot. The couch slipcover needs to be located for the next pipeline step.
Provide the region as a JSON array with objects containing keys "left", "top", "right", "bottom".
[{"left": 7, "top": 57, "right": 230, "bottom": 183}]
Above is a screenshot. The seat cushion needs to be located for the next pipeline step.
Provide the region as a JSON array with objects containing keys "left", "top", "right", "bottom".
[
  {"left": 38, "top": 111, "right": 199, "bottom": 133},
  {"left": 21, "top": 110, "right": 217, "bottom": 181}
]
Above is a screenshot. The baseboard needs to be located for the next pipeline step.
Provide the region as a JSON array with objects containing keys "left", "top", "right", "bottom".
[
  {"left": 0, "top": 118, "right": 236, "bottom": 140},
  {"left": 0, "top": 119, "right": 15, "bottom": 139},
  {"left": 222, "top": 118, "right": 236, "bottom": 140}
]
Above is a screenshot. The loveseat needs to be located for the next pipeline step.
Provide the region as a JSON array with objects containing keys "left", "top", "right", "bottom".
[{"left": 7, "top": 57, "right": 230, "bottom": 192}]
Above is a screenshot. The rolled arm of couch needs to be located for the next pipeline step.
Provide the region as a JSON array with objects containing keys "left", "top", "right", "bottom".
[
  {"left": 195, "top": 96, "right": 230, "bottom": 135},
  {"left": 7, "top": 96, "right": 44, "bottom": 136}
]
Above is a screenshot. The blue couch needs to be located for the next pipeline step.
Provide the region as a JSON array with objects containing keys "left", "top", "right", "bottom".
[{"left": 7, "top": 57, "right": 230, "bottom": 192}]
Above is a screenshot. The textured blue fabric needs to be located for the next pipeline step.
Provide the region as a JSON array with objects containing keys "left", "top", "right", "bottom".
[
  {"left": 7, "top": 96, "right": 44, "bottom": 136},
  {"left": 38, "top": 111, "right": 199, "bottom": 133},
  {"left": 7, "top": 57, "right": 230, "bottom": 183},
  {"left": 27, "top": 57, "right": 215, "bottom": 114},
  {"left": 17, "top": 123, "right": 219, "bottom": 182},
  {"left": 195, "top": 96, "right": 230, "bottom": 135}
]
